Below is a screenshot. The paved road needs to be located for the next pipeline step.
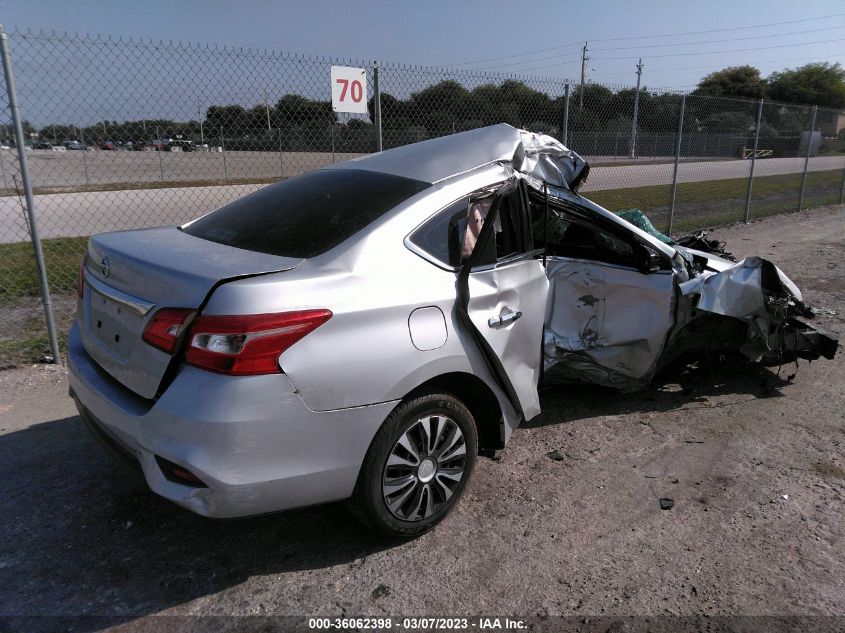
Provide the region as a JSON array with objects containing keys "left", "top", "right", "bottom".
[{"left": 1, "top": 155, "right": 843, "bottom": 241}]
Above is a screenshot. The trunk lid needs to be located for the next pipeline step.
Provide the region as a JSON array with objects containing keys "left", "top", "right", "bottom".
[{"left": 79, "top": 226, "right": 302, "bottom": 399}]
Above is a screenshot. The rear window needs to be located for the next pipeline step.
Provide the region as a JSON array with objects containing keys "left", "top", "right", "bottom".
[{"left": 183, "top": 169, "right": 430, "bottom": 258}]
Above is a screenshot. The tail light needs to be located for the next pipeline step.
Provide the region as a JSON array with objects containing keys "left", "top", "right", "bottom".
[
  {"left": 142, "top": 308, "right": 195, "bottom": 354},
  {"left": 78, "top": 260, "right": 86, "bottom": 298},
  {"left": 185, "top": 310, "right": 332, "bottom": 376}
]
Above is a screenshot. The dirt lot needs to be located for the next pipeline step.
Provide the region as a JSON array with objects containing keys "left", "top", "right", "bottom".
[{"left": 0, "top": 207, "right": 843, "bottom": 630}]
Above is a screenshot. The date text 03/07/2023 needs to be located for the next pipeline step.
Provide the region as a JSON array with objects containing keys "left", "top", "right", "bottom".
[{"left": 307, "top": 617, "right": 528, "bottom": 630}]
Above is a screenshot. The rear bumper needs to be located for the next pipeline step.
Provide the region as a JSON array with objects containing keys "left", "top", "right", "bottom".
[{"left": 67, "top": 322, "right": 398, "bottom": 518}]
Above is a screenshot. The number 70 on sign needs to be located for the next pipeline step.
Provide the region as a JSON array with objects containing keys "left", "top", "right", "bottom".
[{"left": 331, "top": 66, "right": 368, "bottom": 114}]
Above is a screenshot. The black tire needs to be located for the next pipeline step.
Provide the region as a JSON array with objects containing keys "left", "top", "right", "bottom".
[{"left": 347, "top": 392, "right": 478, "bottom": 538}]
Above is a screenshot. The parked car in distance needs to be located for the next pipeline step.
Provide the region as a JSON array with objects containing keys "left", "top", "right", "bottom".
[
  {"left": 64, "top": 140, "right": 88, "bottom": 150},
  {"left": 32, "top": 141, "right": 54, "bottom": 149},
  {"left": 68, "top": 124, "right": 838, "bottom": 538},
  {"left": 168, "top": 139, "right": 195, "bottom": 152},
  {"left": 142, "top": 139, "right": 169, "bottom": 151},
  {"left": 96, "top": 140, "right": 116, "bottom": 150}
]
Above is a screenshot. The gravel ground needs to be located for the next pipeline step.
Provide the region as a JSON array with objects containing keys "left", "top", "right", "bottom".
[{"left": 0, "top": 206, "right": 843, "bottom": 631}]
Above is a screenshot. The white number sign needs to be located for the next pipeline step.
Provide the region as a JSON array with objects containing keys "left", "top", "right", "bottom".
[{"left": 331, "top": 66, "right": 368, "bottom": 114}]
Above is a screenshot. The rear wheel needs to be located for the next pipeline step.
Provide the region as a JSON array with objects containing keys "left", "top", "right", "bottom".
[{"left": 348, "top": 393, "right": 477, "bottom": 538}]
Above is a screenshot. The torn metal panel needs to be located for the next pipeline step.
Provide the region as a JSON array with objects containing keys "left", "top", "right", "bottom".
[
  {"left": 332, "top": 123, "right": 588, "bottom": 190},
  {"left": 676, "top": 255, "right": 836, "bottom": 363},
  {"left": 680, "top": 257, "right": 769, "bottom": 318},
  {"left": 515, "top": 130, "right": 589, "bottom": 192},
  {"left": 543, "top": 258, "right": 676, "bottom": 390}
]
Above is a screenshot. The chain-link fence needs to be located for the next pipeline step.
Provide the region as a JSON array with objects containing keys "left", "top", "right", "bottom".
[{"left": 1, "top": 27, "right": 844, "bottom": 365}]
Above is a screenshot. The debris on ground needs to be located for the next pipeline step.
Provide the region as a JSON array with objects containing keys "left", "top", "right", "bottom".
[
  {"left": 547, "top": 450, "right": 565, "bottom": 462},
  {"left": 660, "top": 498, "right": 675, "bottom": 510}
]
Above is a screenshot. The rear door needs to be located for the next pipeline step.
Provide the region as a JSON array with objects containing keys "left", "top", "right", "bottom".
[{"left": 459, "top": 180, "right": 549, "bottom": 424}]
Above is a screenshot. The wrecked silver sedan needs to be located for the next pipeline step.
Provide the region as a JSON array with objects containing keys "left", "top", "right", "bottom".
[{"left": 68, "top": 124, "right": 837, "bottom": 538}]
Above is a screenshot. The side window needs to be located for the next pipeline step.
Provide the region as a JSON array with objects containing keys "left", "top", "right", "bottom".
[
  {"left": 548, "top": 212, "right": 635, "bottom": 267},
  {"left": 530, "top": 194, "right": 636, "bottom": 268},
  {"left": 409, "top": 198, "right": 469, "bottom": 267},
  {"left": 529, "top": 196, "right": 569, "bottom": 249},
  {"left": 408, "top": 186, "right": 529, "bottom": 269},
  {"left": 471, "top": 188, "right": 527, "bottom": 267}
]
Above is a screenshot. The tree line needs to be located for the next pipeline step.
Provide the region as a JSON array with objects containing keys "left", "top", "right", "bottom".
[{"left": 17, "top": 62, "right": 845, "bottom": 148}]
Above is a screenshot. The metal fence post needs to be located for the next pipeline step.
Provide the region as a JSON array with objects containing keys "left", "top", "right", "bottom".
[
  {"left": 667, "top": 94, "right": 686, "bottom": 236},
  {"left": 278, "top": 127, "right": 284, "bottom": 179},
  {"left": 155, "top": 124, "right": 164, "bottom": 182},
  {"left": 798, "top": 105, "right": 817, "bottom": 212},
  {"left": 743, "top": 98, "right": 764, "bottom": 223},
  {"left": 839, "top": 159, "right": 845, "bottom": 205},
  {"left": 0, "top": 150, "right": 8, "bottom": 189},
  {"left": 0, "top": 26, "right": 60, "bottom": 363},
  {"left": 220, "top": 125, "right": 228, "bottom": 182},
  {"left": 561, "top": 82, "right": 570, "bottom": 146},
  {"left": 79, "top": 127, "right": 90, "bottom": 185},
  {"left": 373, "top": 60, "right": 383, "bottom": 152}
]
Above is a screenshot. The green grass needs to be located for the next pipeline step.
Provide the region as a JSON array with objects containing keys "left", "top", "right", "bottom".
[
  {"left": 587, "top": 168, "right": 843, "bottom": 234},
  {"left": 0, "top": 236, "right": 88, "bottom": 299},
  {"left": 0, "top": 328, "right": 66, "bottom": 365}
]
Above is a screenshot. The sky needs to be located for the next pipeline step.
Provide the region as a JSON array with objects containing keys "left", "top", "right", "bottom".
[
  {"left": 2, "top": 0, "right": 845, "bottom": 127},
  {"left": 4, "top": 0, "right": 845, "bottom": 90}
]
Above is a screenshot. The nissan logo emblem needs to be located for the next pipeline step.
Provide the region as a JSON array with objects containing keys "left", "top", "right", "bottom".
[{"left": 100, "top": 256, "right": 110, "bottom": 278}]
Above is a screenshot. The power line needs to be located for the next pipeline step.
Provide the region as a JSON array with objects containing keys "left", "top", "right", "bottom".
[
  {"left": 589, "top": 11, "right": 845, "bottom": 42},
  {"left": 468, "top": 49, "right": 582, "bottom": 72},
  {"left": 591, "top": 23, "right": 845, "bottom": 51},
  {"left": 448, "top": 41, "right": 583, "bottom": 67},
  {"left": 592, "top": 37, "right": 845, "bottom": 61},
  {"left": 588, "top": 54, "right": 845, "bottom": 80},
  {"left": 444, "top": 12, "right": 845, "bottom": 69}
]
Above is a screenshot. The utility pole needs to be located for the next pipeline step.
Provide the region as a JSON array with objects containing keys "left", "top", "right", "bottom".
[
  {"left": 264, "top": 89, "right": 271, "bottom": 132},
  {"left": 579, "top": 41, "right": 589, "bottom": 110},
  {"left": 629, "top": 58, "right": 643, "bottom": 159}
]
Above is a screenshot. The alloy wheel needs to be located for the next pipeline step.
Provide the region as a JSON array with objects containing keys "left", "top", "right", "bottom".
[{"left": 381, "top": 414, "right": 467, "bottom": 521}]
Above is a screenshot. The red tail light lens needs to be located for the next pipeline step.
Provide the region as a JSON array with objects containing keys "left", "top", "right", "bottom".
[
  {"left": 185, "top": 310, "right": 332, "bottom": 376},
  {"left": 78, "top": 261, "right": 86, "bottom": 298},
  {"left": 142, "top": 308, "right": 195, "bottom": 354}
]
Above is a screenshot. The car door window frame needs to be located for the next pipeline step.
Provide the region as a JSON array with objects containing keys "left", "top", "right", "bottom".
[
  {"left": 529, "top": 191, "right": 645, "bottom": 271},
  {"left": 406, "top": 179, "right": 535, "bottom": 272},
  {"left": 470, "top": 180, "right": 536, "bottom": 272}
]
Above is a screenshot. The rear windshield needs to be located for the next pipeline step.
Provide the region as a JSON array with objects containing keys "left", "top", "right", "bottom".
[{"left": 182, "top": 169, "right": 430, "bottom": 258}]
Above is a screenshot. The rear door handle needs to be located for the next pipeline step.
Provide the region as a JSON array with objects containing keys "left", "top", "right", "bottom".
[{"left": 488, "top": 310, "right": 522, "bottom": 328}]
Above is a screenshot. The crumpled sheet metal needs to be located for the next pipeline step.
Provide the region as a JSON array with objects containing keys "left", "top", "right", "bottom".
[
  {"left": 331, "top": 123, "right": 588, "bottom": 190},
  {"left": 516, "top": 130, "right": 589, "bottom": 192},
  {"left": 543, "top": 259, "right": 675, "bottom": 390},
  {"left": 679, "top": 256, "right": 801, "bottom": 316},
  {"left": 678, "top": 256, "right": 803, "bottom": 362}
]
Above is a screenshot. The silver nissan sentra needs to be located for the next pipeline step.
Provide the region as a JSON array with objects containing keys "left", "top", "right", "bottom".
[{"left": 68, "top": 124, "right": 837, "bottom": 537}]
